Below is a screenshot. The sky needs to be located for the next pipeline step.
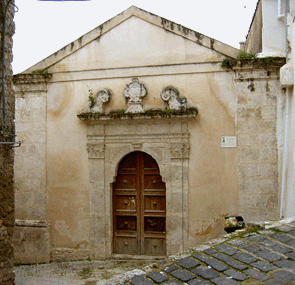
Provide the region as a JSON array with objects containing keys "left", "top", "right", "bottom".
[{"left": 12, "top": 0, "right": 258, "bottom": 74}]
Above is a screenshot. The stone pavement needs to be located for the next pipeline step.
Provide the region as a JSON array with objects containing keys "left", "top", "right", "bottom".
[
  {"left": 15, "top": 220, "right": 295, "bottom": 285},
  {"left": 120, "top": 221, "right": 295, "bottom": 285}
]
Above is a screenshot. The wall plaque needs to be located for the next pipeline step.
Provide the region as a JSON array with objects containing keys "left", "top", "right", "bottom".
[{"left": 221, "top": 136, "right": 237, "bottom": 148}]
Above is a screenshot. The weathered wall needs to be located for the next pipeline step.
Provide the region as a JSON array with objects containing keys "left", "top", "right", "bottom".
[
  {"left": 13, "top": 74, "right": 51, "bottom": 264},
  {"left": 233, "top": 59, "right": 284, "bottom": 222},
  {"left": 0, "top": 0, "right": 15, "bottom": 283}
]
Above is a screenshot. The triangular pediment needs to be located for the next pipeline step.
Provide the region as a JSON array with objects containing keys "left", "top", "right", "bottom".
[{"left": 23, "top": 6, "right": 239, "bottom": 73}]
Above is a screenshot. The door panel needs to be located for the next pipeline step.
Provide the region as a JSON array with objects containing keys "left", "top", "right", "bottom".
[{"left": 113, "top": 151, "right": 166, "bottom": 255}]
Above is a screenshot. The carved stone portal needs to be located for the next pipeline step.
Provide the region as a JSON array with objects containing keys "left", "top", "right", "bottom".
[
  {"left": 161, "top": 86, "right": 187, "bottom": 111},
  {"left": 91, "top": 89, "right": 111, "bottom": 113},
  {"left": 124, "top": 78, "right": 147, "bottom": 113}
]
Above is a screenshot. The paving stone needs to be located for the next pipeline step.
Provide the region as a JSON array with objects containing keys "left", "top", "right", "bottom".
[
  {"left": 243, "top": 244, "right": 264, "bottom": 253},
  {"left": 286, "top": 251, "right": 295, "bottom": 261},
  {"left": 223, "top": 269, "right": 249, "bottom": 281},
  {"left": 274, "top": 259, "right": 295, "bottom": 270},
  {"left": 193, "top": 253, "right": 228, "bottom": 272},
  {"left": 233, "top": 252, "right": 258, "bottom": 264},
  {"left": 212, "top": 253, "right": 248, "bottom": 270},
  {"left": 170, "top": 269, "right": 196, "bottom": 282},
  {"left": 188, "top": 278, "right": 212, "bottom": 285},
  {"left": 271, "top": 270, "right": 295, "bottom": 283},
  {"left": 251, "top": 260, "right": 277, "bottom": 272},
  {"left": 162, "top": 264, "right": 179, "bottom": 273},
  {"left": 255, "top": 249, "right": 283, "bottom": 262},
  {"left": 277, "top": 226, "right": 294, "bottom": 232},
  {"left": 162, "top": 280, "right": 183, "bottom": 285},
  {"left": 259, "top": 239, "right": 293, "bottom": 254},
  {"left": 270, "top": 232, "right": 293, "bottom": 243},
  {"left": 147, "top": 272, "right": 169, "bottom": 283},
  {"left": 286, "top": 239, "right": 295, "bottom": 248},
  {"left": 130, "top": 275, "right": 154, "bottom": 285},
  {"left": 214, "top": 244, "right": 238, "bottom": 256},
  {"left": 245, "top": 234, "right": 266, "bottom": 242},
  {"left": 176, "top": 257, "right": 200, "bottom": 269},
  {"left": 203, "top": 248, "right": 217, "bottom": 256},
  {"left": 264, "top": 280, "right": 284, "bottom": 285},
  {"left": 227, "top": 239, "right": 249, "bottom": 247},
  {"left": 191, "top": 266, "right": 220, "bottom": 279},
  {"left": 211, "top": 276, "right": 240, "bottom": 285},
  {"left": 244, "top": 268, "right": 269, "bottom": 281}
]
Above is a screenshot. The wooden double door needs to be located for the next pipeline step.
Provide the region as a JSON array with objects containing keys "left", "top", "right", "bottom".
[{"left": 113, "top": 151, "right": 166, "bottom": 255}]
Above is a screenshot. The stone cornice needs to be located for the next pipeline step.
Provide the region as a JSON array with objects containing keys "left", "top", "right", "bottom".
[
  {"left": 13, "top": 73, "right": 52, "bottom": 85},
  {"left": 78, "top": 108, "right": 198, "bottom": 124}
]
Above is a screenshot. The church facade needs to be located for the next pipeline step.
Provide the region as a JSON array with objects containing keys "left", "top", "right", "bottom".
[{"left": 13, "top": 6, "right": 284, "bottom": 263}]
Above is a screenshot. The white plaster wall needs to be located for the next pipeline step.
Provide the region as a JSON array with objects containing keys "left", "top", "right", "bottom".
[
  {"left": 48, "top": 17, "right": 225, "bottom": 73},
  {"left": 260, "top": 0, "right": 286, "bottom": 57},
  {"left": 279, "top": 0, "right": 295, "bottom": 218}
]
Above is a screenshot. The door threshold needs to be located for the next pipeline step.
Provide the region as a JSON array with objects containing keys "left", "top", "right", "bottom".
[{"left": 112, "top": 254, "right": 166, "bottom": 260}]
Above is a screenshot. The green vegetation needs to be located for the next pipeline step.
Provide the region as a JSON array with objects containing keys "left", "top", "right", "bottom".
[
  {"left": 237, "top": 51, "right": 257, "bottom": 59},
  {"left": 221, "top": 58, "right": 231, "bottom": 68}
]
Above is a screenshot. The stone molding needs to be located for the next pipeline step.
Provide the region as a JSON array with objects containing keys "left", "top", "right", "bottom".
[
  {"left": 78, "top": 108, "right": 198, "bottom": 124},
  {"left": 15, "top": 219, "right": 49, "bottom": 228},
  {"left": 84, "top": 121, "right": 191, "bottom": 259}
]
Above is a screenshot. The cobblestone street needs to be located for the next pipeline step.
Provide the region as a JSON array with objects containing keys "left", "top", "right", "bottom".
[{"left": 15, "top": 220, "right": 295, "bottom": 284}]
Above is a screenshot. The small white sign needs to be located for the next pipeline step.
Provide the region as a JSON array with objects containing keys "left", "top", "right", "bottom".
[{"left": 221, "top": 136, "right": 237, "bottom": 148}]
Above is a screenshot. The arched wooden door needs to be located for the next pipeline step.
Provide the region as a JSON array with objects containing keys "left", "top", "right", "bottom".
[{"left": 113, "top": 151, "right": 166, "bottom": 255}]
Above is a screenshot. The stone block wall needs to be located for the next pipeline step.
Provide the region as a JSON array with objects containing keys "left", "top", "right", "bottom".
[
  {"left": 13, "top": 220, "right": 50, "bottom": 264},
  {"left": 13, "top": 74, "right": 51, "bottom": 264},
  {"left": 0, "top": 0, "right": 15, "bottom": 283},
  {"left": 234, "top": 59, "right": 285, "bottom": 222}
]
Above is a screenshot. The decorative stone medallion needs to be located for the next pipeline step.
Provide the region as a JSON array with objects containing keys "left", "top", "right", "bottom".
[
  {"left": 124, "top": 78, "right": 147, "bottom": 113},
  {"left": 91, "top": 89, "right": 111, "bottom": 113},
  {"left": 161, "top": 86, "right": 187, "bottom": 110}
]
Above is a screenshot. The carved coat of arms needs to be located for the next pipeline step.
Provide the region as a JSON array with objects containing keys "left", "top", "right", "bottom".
[{"left": 124, "top": 78, "right": 147, "bottom": 113}]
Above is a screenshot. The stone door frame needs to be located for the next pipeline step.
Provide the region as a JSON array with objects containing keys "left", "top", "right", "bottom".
[{"left": 85, "top": 118, "right": 192, "bottom": 259}]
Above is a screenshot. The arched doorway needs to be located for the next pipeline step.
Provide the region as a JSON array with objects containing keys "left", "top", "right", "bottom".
[{"left": 113, "top": 151, "right": 166, "bottom": 256}]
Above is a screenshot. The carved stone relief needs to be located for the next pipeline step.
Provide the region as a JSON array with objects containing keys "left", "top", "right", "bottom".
[
  {"left": 170, "top": 142, "right": 190, "bottom": 159},
  {"left": 124, "top": 78, "right": 147, "bottom": 113},
  {"left": 87, "top": 143, "right": 105, "bottom": 158},
  {"left": 108, "top": 146, "right": 129, "bottom": 162},
  {"left": 91, "top": 89, "right": 111, "bottom": 113},
  {"left": 161, "top": 86, "right": 187, "bottom": 111},
  {"left": 132, "top": 142, "right": 142, "bottom": 151}
]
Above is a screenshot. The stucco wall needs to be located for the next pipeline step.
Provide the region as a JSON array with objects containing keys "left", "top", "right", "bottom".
[{"left": 246, "top": 0, "right": 286, "bottom": 57}]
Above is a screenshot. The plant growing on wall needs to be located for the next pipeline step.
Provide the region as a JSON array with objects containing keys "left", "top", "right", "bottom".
[
  {"left": 88, "top": 86, "right": 95, "bottom": 109},
  {"left": 237, "top": 51, "right": 257, "bottom": 59}
]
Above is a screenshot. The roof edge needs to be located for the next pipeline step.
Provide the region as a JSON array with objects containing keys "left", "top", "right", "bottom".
[{"left": 23, "top": 6, "right": 240, "bottom": 73}]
